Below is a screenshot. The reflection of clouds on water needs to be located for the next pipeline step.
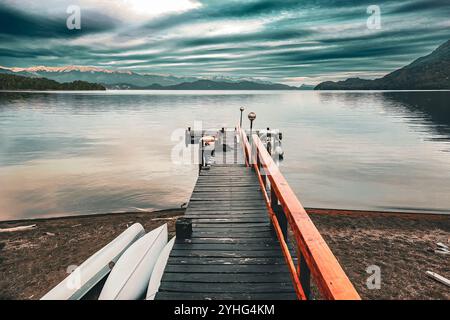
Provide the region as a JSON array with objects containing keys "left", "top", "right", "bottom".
[
  {"left": 0, "top": 157, "right": 196, "bottom": 220},
  {"left": 1, "top": 91, "right": 450, "bottom": 220},
  {"left": 0, "top": 136, "right": 108, "bottom": 166}
]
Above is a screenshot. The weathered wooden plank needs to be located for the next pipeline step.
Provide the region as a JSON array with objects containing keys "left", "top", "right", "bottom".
[
  {"left": 196, "top": 178, "right": 257, "bottom": 181},
  {"left": 186, "top": 214, "right": 267, "bottom": 219},
  {"left": 186, "top": 212, "right": 267, "bottom": 216},
  {"left": 186, "top": 208, "right": 267, "bottom": 213},
  {"left": 195, "top": 182, "right": 258, "bottom": 186},
  {"left": 170, "top": 250, "right": 284, "bottom": 258},
  {"left": 194, "top": 184, "right": 260, "bottom": 192},
  {"left": 191, "top": 194, "right": 264, "bottom": 198},
  {"left": 190, "top": 192, "right": 264, "bottom": 197},
  {"left": 210, "top": 165, "right": 247, "bottom": 168},
  {"left": 187, "top": 207, "right": 267, "bottom": 211},
  {"left": 186, "top": 217, "right": 269, "bottom": 222},
  {"left": 192, "top": 232, "right": 271, "bottom": 238},
  {"left": 188, "top": 198, "right": 264, "bottom": 202},
  {"left": 173, "top": 243, "right": 278, "bottom": 251},
  {"left": 177, "top": 238, "right": 279, "bottom": 245},
  {"left": 199, "top": 174, "right": 251, "bottom": 176},
  {"left": 193, "top": 225, "right": 271, "bottom": 231},
  {"left": 193, "top": 223, "right": 270, "bottom": 228},
  {"left": 188, "top": 203, "right": 267, "bottom": 209},
  {"left": 197, "top": 175, "right": 255, "bottom": 178},
  {"left": 190, "top": 198, "right": 265, "bottom": 203},
  {"left": 159, "top": 282, "right": 294, "bottom": 293},
  {"left": 167, "top": 257, "right": 286, "bottom": 265},
  {"left": 197, "top": 175, "right": 256, "bottom": 179},
  {"left": 156, "top": 292, "right": 296, "bottom": 300},
  {"left": 187, "top": 214, "right": 267, "bottom": 218},
  {"left": 164, "top": 264, "right": 289, "bottom": 274},
  {"left": 194, "top": 183, "right": 257, "bottom": 186},
  {"left": 192, "top": 192, "right": 261, "bottom": 195},
  {"left": 162, "top": 273, "right": 291, "bottom": 283}
]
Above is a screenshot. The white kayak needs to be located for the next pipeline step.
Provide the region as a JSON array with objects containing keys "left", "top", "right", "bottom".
[
  {"left": 41, "top": 223, "right": 145, "bottom": 300},
  {"left": 99, "top": 224, "right": 168, "bottom": 300},
  {"left": 146, "top": 236, "right": 176, "bottom": 300}
]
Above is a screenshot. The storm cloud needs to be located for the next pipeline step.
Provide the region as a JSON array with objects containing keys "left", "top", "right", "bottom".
[{"left": 0, "top": 0, "right": 449, "bottom": 85}]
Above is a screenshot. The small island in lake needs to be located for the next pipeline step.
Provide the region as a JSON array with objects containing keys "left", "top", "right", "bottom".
[{"left": 0, "top": 73, "right": 106, "bottom": 91}]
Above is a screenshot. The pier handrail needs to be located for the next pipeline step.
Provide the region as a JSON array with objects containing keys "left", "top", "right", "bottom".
[{"left": 238, "top": 126, "right": 360, "bottom": 300}]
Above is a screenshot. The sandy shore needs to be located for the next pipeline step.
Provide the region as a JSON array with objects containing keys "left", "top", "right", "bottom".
[
  {"left": 0, "top": 208, "right": 448, "bottom": 300},
  {"left": 0, "top": 209, "right": 183, "bottom": 300},
  {"left": 308, "top": 209, "right": 449, "bottom": 300}
]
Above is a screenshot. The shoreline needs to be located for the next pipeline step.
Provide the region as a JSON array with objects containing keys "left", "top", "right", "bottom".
[
  {"left": 0, "top": 208, "right": 449, "bottom": 300},
  {"left": 0, "top": 208, "right": 181, "bottom": 224},
  {"left": 1, "top": 207, "right": 448, "bottom": 225}
]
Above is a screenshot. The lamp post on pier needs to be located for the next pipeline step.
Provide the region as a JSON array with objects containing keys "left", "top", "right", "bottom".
[
  {"left": 248, "top": 112, "right": 256, "bottom": 134},
  {"left": 239, "top": 107, "right": 245, "bottom": 127},
  {"left": 247, "top": 112, "right": 256, "bottom": 165}
]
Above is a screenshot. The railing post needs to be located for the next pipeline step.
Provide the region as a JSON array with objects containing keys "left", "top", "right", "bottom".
[
  {"left": 261, "top": 162, "right": 266, "bottom": 190},
  {"left": 198, "top": 132, "right": 204, "bottom": 172},
  {"left": 188, "top": 127, "right": 194, "bottom": 144},
  {"left": 299, "top": 253, "right": 311, "bottom": 299},
  {"left": 270, "top": 187, "right": 287, "bottom": 239},
  {"left": 250, "top": 134, "right": 255, "bottom": 169},
  {"left": 221, "top": 127, "right": 226, "bottom": 152},
  {"left": 267, "top": 127, "right": 272, "bottom": 155},
  {"left": 222, "top": 127, "right": 226, "bottom": 164},
  {"left": 234, "top": 127, "right": 238, "bottom": 164}
]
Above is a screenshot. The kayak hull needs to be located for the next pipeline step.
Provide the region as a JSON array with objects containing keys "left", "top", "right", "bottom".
[
  {"left": 41, "top": 223, "right": 145, "bottom": 300},
  {"left": 99, "top": 224, "right": 168, "bottom": 300},
  {"left": 146, "top": 236, "right": 176, "bottom": 300}
]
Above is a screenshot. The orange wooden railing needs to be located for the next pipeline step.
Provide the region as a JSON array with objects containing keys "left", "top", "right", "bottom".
[{"left": 238, "top": 126, "right": 360, "bottom": 300}]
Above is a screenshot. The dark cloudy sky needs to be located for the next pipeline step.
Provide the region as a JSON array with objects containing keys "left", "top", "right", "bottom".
[{"left": 0, "top": 0, "right": 449, "bottom": 85}]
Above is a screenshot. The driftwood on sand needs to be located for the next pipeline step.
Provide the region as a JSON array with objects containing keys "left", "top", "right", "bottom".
[
  {"left": 426, "top": 271, "right": 450, "bottom": 288},
  {"left": 0, "top": 224, "right": 36, "bottom": 233}
]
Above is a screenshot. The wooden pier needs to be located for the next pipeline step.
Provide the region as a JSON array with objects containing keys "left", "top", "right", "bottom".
[{"left": 156, "top": 124, "right": 360, "bottom": 300}]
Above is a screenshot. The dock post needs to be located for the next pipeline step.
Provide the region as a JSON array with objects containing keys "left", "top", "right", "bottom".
[{"left": 176, "top": 218, "right": 192, "bottom": 242}]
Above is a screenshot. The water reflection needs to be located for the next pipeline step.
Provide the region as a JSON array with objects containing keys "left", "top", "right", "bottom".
[
  {"left": 0, "top": 90, "right": 449, "bottom": 220},
  {"left": 382, "top": 91, "right": 450, "bottom": 141}
]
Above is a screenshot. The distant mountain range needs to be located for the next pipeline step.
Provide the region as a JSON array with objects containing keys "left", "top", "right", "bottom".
[
  {"left": 112, "top": 79, "right": 302, "bottom": 90},
  {"left": 315, "top": 40, "right": 450, "bottom": 90},
  {"left": 0, "top": 65, "right": 308, "bottom": 90},
  {"left": 0, "top": 73, "right": 105, "bottom": 91}
]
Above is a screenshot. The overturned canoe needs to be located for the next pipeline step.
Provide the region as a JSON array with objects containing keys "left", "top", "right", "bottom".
[
  {"left": 146, "top": 236, "right": 176, "bottom": 300},
  {"left": 41, "top": 223, "right": 145, "bottom": 300},
  {"left": 99, "top": 224, "right": 168, "bottom": 300}
]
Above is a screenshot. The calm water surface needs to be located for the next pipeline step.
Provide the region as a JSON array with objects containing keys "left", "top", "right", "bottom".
[{"left": 1, "top": 90, "right": 450, "bottom": 220}]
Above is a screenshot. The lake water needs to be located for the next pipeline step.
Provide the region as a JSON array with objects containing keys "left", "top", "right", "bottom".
[{"left": 0, "top": 90, "right": 449, "bottom": 220}]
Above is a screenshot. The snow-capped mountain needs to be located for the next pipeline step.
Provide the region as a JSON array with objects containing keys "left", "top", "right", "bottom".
[
  {"left": 0, "top": 65, "right": 200, "bottom": 88},
  {"left": 0, "top": 65, "right": 288, "bottom": 89}
]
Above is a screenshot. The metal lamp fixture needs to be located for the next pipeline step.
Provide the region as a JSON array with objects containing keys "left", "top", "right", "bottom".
[{"left": 248, "top": 112, "right": 256, "bottom": 133}]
